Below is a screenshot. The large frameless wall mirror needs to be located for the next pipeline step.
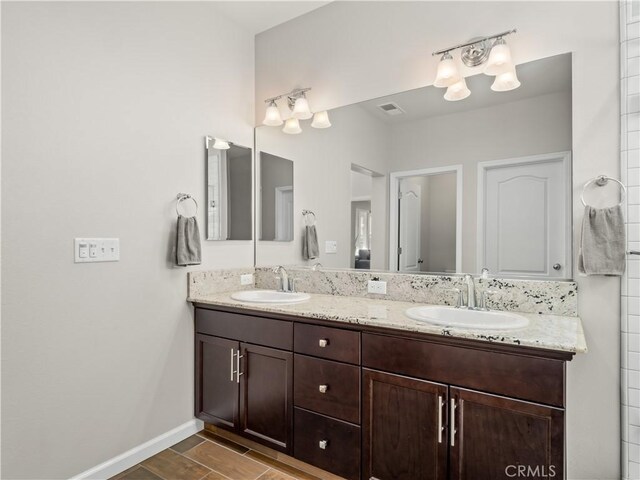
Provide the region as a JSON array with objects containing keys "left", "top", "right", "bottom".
[
  {"left": 255, "top": 53, "right": 573, "bottom": 280},
  {"left": 259, "top": 152, "right": 294, "bottom": 241},
  {"left": 205, "top": 137, "right": 253, "bottom": 241}
]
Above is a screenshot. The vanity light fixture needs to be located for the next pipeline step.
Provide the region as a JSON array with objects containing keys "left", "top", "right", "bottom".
[
  {"left": 212, "top": 138, "right": 231, "bottom": 150},
  {"left": 432, "top": 29, "right": 519, "bottom": 101},
  {"left": 282, "top": 117, "right": 302, "bottom": 135},
  {"left": 311, "top": 110, "right": 332, "bottom": 128},
  {"left": 262, "top": 87, "right": 331, "bottom": 133}
]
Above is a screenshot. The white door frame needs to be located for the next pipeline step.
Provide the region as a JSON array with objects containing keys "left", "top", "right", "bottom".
[
  {"left": 389, "top": 165, "right": 463, "bottom": 272},
  {"left": 274, "top": 185, "right": 293, "bottom": 242},
  {"left": 476, "top": 151, "right": 572, "bottom": 276}
]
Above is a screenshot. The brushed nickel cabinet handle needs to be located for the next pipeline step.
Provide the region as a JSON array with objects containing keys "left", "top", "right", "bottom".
[
  {"left": 437, "top": 395, "right": 444, "bottom": 444},
  {"left": 236, "top": 352, "right": 243, "bottom": 383},
  {"left": 230, "top": 348, "right": 235, "bottom": 382},
  {"left": 318, "top": 338, "right": 329, "bottom": 348},
  {"left": 318, "top": 440, "right": 328, "bottom": 449},
  {"left": 450, "top": 398, "right": 457, "bottom": 447},
  {"left": 319, "top": 384, "right": 328, "bottom": 394}
]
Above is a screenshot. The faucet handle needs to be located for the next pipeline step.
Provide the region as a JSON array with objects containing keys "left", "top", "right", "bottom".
[
  {"left": 288, "top": 278, "right": 297, "bottom": 293},
  {"left": 480, "top": 290, "right": 499, "bottom": 310},
  {"left": 448, "top": 288, "right": 464, "bottom": 308}
]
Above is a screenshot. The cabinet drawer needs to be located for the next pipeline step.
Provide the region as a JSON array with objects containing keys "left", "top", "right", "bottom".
[
  {"left": 294, "top": 354, "right": 360, "bottom": 424},
  {"left": 294, "top": 323, "right": 360, "bottom": 364},
  {"left": 195, "top": 308, "right": 292, "bottom": 350},
  {"left": 294, "top": 408, "right": 361, "bottom": 480},
  {"left": 362, "top": 333, "right": 565, "bottom": 407}
]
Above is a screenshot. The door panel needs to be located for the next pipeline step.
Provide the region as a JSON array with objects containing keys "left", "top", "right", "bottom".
[
  {"left": 363, "top": 369, "right": 448, "bottom": 480},
  {"left": 399, "top": 183, "right": 421, "bottom": 272},
  {"left": 195, "top": 334, "right": 239, "bottom": 429},
  {"left": 481, "top": 154, "right": 570, "bottom": 278},
  {"left": 449, "top": 387, "right": 564, "bottom": 480},
  {"left": 240, "top": 343, "right": 293, "bottom": 453}
]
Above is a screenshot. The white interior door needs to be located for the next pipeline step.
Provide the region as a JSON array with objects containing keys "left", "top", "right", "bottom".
[
  {"left": 398, "top": 182, "right": 421, "bottom": 272},
  {"left": 479, "top": 153, "right": 570, "bottom": 278}
]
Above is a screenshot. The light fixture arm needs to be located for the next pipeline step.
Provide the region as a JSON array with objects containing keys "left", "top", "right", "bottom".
[
  {"left": 264, "top": 87, "right": 312, "bottom": 105},
  {"left": 432, "top": 29, "right": 516, "bottom": 57}
]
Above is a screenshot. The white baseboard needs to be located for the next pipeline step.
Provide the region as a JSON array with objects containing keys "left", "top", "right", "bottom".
[{"left": 70, "top": 418, "right": 204, "bottom": 480}]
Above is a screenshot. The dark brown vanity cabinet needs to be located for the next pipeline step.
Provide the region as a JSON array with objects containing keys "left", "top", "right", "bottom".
[
  {"left": 193, "top": 305, "right": 572, "bottom": 480},
  {"left": 194, "top": 309, "right": 293, "bottom": 453}
]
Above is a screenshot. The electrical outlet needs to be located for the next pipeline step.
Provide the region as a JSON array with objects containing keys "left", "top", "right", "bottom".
[
  {"left": 325, "top": 240, "right": 337, "bottom": 254},
  {"left": 240, "top": 274, "right": 254, "bottom": 286},
  {"left": 368, "top": 280, "right": 387, "bottom": 295}
]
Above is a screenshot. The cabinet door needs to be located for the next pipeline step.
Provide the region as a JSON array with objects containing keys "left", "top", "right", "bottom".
[
  {"left": 362, "top": 369, "right": 448, "bottom": 480},
  {"left": 449, "top": 387, "right": 564, "bottom": 480},
  {"left": 240, "top": 343, "right": 293, "bottom": 453},
  {"left": 195, "top": 334, "right": 239, "bottom": 429}
]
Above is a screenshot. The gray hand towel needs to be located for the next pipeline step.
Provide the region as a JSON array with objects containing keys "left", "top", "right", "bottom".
[
  {"left": 176, "top": 215, "right": 201, "bottom": 266},
  {"left": 303, "top": 225, "right": 319, "bottom": 260},
  {"left": 578, "top": 205, "right": 625, "bottom": 276}
]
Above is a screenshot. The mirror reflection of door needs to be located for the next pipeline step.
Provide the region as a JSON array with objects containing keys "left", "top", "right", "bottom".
[
  {"left": 478, "top": 152, "right": 571, "bottom": 278},
  {"left": 260, "top": 152, "right": 294, "bottom": 242},
  {"left": 351, "top": 167, "right": 376, "bottom": 269},
  {"left": 397, "top": 172, "right": 458, "bottom": 273}
]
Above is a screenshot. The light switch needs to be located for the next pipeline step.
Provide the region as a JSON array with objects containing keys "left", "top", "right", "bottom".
[
  {"left": 75, "top": 238, "right": 120, "bottom": 263},
  {"left": 325, "top": 241, "right": 337, "bottom": 254}
]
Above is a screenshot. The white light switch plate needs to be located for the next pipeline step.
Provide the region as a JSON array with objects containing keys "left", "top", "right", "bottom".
[
  {"left": 368, "top": 280, "right": 387, "bottom": 295},
  {"left": 74, "top": 238, "right": 120, "bottom": 263},
  {"left": 325, "top": 240, "right": 337, "bottom": 254},
  {"left": 240, "top": 274, "right": 254, "bottom": 286}
]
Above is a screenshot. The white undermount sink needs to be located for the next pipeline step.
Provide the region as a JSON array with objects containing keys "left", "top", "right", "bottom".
[
  {"left": 230, "top": 290, "right": 311, "bottom": 304},
  {"left": 405, "top": 305, "right": 529, "bottom": 330}
]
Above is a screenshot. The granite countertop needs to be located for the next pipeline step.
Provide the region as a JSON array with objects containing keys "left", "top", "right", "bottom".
[{"left": 188, "top": 291, "right": 587, "bottom": 354}]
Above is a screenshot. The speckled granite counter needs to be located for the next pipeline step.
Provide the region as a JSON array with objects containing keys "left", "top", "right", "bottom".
[{"left": 189, "top": 291, "right": 587, "bottom": 354}]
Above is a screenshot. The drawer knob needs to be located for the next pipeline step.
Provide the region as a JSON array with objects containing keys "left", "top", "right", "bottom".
[
  {"left": 318, "top": 338, "right": 329, "bottom": 348},
  {"left": 318, "top": 384, "right": 328, "bottom": 394},
  {"left": 318, "top": 439, "right": 328, "bottom": 450}
]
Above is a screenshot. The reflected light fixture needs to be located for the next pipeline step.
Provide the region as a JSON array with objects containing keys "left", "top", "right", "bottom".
[
  {"left": 263, "top": 100, "right": 283, "bottom": 126},
  {"left": 282, "top": 117, "right": 302, "bottom": 134},
  {"left": 212, "top": 138, "right": 230, "bottom": 150},
  {"left": 434, "top": 52, "right": 462, "bottom": 88},
  {"left": 311, "top": 111, "right": 332, "bottom": 128},
  {"left": 262, "top": 87, "right": 331, "bottom": 134},
  {"left": 432, "top": 28, "right": 519, "bottom": 101},
  {"left": 444, "top": 78, "right": 471, "bottom": 101}
]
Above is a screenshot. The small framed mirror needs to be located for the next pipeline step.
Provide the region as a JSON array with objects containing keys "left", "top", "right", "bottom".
[
  {"left": 259, "top": 152, "right": 294, "bottom": 241},
  {"left": 205, "top": 137, "right": 253, "bottom": 241}
]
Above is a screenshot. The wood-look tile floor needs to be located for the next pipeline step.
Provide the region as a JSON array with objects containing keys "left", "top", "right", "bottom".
[{"left": 109, "top": 431, "right": 325, "bottom": 480}]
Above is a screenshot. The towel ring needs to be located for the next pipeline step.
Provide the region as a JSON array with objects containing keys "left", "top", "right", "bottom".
[
  {"left": 580, "top": 176, "right": 626, "bottom": 207},
  {"left": 302, "top": 209, "right": 316, "bottom": 226},
  {"left": 176, "top": 193, "right": 198, "bottom": 217}
]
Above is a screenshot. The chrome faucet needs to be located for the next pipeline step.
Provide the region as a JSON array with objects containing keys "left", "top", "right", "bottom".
[
  {"left": 273, "top": 266, "right": 293, "bottom": 292},
  {"left": 463, "top": 274, "right": 477, "bottom": 309}
]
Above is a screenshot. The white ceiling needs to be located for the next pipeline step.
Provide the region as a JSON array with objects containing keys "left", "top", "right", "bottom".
[
  {"left": 358, "top": 53, "right": 572, "bottom": 124},
  {"left": 212, "top": 1, "right": 331, "bottom": 35}
]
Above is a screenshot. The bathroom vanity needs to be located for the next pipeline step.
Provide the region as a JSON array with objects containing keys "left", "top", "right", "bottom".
[{"left": 191, "top": 289, "right": 583, "bottom": 480}]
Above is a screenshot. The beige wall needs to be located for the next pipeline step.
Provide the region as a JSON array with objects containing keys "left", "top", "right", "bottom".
[
  {"left": 256, "top": 2, "right": 621, "bottom": 478},
  {"left": 1, "top": 2, "right": 254, "bottom": 478}
]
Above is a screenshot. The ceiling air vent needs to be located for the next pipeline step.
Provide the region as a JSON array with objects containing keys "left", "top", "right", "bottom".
[{"left": 377, "top": 102, "right": 405, "bottom": 116}]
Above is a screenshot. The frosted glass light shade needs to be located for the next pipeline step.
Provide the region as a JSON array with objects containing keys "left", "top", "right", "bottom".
[
  {"left": 213, "top": 138, "right": 230, "bottom": 150},
  {"left": 484, "top": 38, "right": 514, "bottom": 76},
  {"left": 444, "top": 78, "right": 471, "bottom": 101},
  {"left": 491, "top": 67, "right": 521, "bottom": 92},
  {"left": 434, "top": 52, "right": 462, "bottom": 88},
  {"left": 311, "top": 111, "right": 331, "bottom": 128},
  {"left": 282, "top": 117, "right": 302, "bottom": 134},
  {"left": 292, "top": 96, "right": 313, "bottom": 120},
  {"left": 263, "top": 102, "right": 283, "bottom": 126}
]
